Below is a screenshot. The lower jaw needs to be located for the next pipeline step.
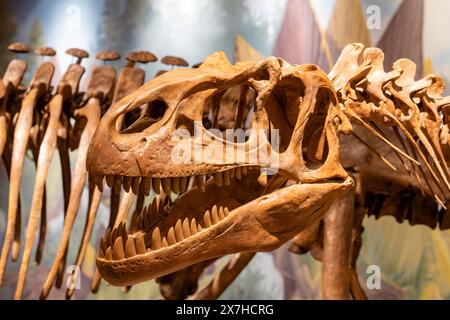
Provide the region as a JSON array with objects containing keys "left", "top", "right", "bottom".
[{"left": 97, "top": 177, "right": 352, "bottom": 286}]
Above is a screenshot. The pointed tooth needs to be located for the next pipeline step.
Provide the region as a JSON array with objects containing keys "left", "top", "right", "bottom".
[
  {"left": 140, "top": 178, "right": 151, "bottom": 196},
  {"left": 150, "top": 227, "right": 161, "bottom": 250},
  {"left": 203, "top": 210, "right": 212, "bottom": 227},
  {"left": 229, "top": 168, "right": 235, "bottom": 179},
  {"left": 223, "top": 171, "right": 230, "bottom": 186},
  {"left": 135, "top": 234, "right": 147, "bottom": 254},
  {"left": 111, "top": 227, "right": 118, "bottom": 243},
  {"left": 100, "top": 238, "right": 107, "bottom": 252},
  {"left": 198, "top": 225, "right": 203, "bottom": 232},
  {"left": 94, "top": 175, "right": 104, "bottom": 192},
  {"left": 235, "top": 167, "right": 242, "bottom": 180},
  {"left": 182, "top": 218, "right": 191, "bottom": 238},
  {"left": 190, "top": 218, "right": 198, "bottom": 235},
  {"left": 214, "top": 172, "right": 223, "bottom": 187},
  {"left": 119, "top": 222, "right": 126, "bottom": 238},
  {"left": 121, "top": 222, "right": 128, "bottom": 241},
  {"left": 148, "top": 206, "right": 155, "bottom": 224},
  {"left": 125, "top": 237, "right": 136, "bottom": 258},
  {"left": 113, "top": 175, "right": 122, "bottom": 194},
  {"left": 171, "top": 177, "right": 180, "bottom": 194},
  {"left": 161, "top": 237, "right": 168, "bottom": 247},
  {"left": 161, "top": 178, "right": 171, "bottom": 195},
  {"left": 117, "top": 222, "right": 123, "bottom": 238},
  {"left": 137, "top": 214, "right": 144, "bottom": 230},
  {"left": 151, "top": 198, "right": 159, "bottom": 217},
  {"left": 167, "top": 227, "right": 176, "bottom": 245},
  {"left": 224, "top": 207, "right": 230, "bottom": 216},
  {"left": 112, "top": 237, "right": 125, "bottom": 260},
  {"left": 165, "top": 195, "right": 173, "bottom": 209},
  {"left": 196, "top": 175, "right": 205, "bottom": 192},
  {"left": 123, "top": 176, "right": 132, "bottom": 192},
  {"left": 174, "top": 219, "right": 184, "bottom": 242},
  {"left": 104, "top": 247, "right": 112, "bottom": 260},
  {"left": 98, "top": 248, "right": 105, "bottom": 258},
  {"left": 180, "top": 177, "right": 188, "bottom": 193},
  {"left": 105, "top": 228, "right": 112, "bottom": 246},
  {"left": 106, "top": 175, "right": 114, "bottom": 188},
  {"left": 219, "top": 206, "right": 225, "bottom": 220},
  {"left": 143, "top": 208, "right": 150, "bottom": 230},
  {"left": 158, "top": 195, "right": 165, "bottom": 209},
  {"left": 131, "top": 177, "right": 141, "bottom": 194},
  {"left": 131, "top": 213, "right": 139, "bottom": 232},
  {"left": 242, "top": 167, "right": 248, "bottom": 175},
  {"left": 211, "top": 205, "right": 219, "bottom": 224},
  {"left": 152, "top": 178, "right": 161, "bottom": 194}
]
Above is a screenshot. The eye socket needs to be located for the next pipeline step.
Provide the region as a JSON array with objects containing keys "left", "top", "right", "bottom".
[
  {"left": 302, "top": 87, "right": 333, "bottom": 169},
  {"left": 147, "top": 100, "right": 167, "bottom": 119},
  {"left": 120, "top": 99, "right": 168, "bottom": 134}
]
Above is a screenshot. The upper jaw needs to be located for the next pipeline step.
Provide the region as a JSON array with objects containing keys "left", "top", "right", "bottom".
[{"left": 96, "top": 176, "right": 353, "bottom": 286}]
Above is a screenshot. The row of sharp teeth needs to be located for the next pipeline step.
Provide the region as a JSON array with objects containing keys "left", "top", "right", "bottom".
[
  {"left": 97, "top": 205, "right": 230, "bottom": 261},
  {"left": 90, "top": 166, "right": 250, "bottom": 195},
  {"left": 130, "top": 194, "right": 170, "bottom": 233}
]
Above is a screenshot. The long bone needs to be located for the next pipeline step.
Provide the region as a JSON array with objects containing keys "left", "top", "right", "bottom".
[
  {"left": 88, "top": 51, "right": 157, "bottom": 295},
  {"left": 0, "top": 43, "right": 29, "bottom": 284},
  {"left": 321, "top": 190, "right": 355, "bottom": 299},
  {"left": 0, "top": 47, "right": 56, "bottom": 284},
  {"left": 49, "top": 50, "right": 91, "bottom": 289},
  {"left": 14, "top": 48, "right": 88, "bottom": 300}
]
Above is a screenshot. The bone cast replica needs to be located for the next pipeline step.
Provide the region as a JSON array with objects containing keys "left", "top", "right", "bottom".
[{"left": 1, "top": 42, "right": 450, "bottom": 300}]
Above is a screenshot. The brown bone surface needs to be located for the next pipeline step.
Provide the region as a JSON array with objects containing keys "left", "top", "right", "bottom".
[
  {"left": 88, "top": 51, "right": 352, "bottom": 286},
  {"left": 2, "top": 41, "right": 450, "bottom": 300}
]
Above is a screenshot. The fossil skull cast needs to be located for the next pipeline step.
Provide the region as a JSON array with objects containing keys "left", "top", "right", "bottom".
[{"left": 87, "top": 52, "right": 353, "bottom": 286}]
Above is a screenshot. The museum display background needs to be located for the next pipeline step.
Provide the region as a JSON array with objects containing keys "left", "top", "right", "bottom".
[{"left": 0, "top": 0, "right": 449, "bottom": 299}]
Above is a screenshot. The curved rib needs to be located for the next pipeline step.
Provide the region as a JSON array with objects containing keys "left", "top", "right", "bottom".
[
  {"left": 14, "top": 94, "right": 63, "bottom": 300},
  {"left": 51, "top": 115, "right": 72, "bottom": 282},
  {"left": 40, "top": 98, "right": 101, "bottom": 299},
  {"left": 0, "top": 89, "right": 40, "bottom": 283}
]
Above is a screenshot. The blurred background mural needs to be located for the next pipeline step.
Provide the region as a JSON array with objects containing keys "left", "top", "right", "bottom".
[{"left": 1, "top": 0, "right": 450, "bottom": 299}]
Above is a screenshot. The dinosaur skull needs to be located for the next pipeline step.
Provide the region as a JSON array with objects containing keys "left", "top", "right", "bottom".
[{"left": 87, "top": 52, "right": 353, "bottom": 286}]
